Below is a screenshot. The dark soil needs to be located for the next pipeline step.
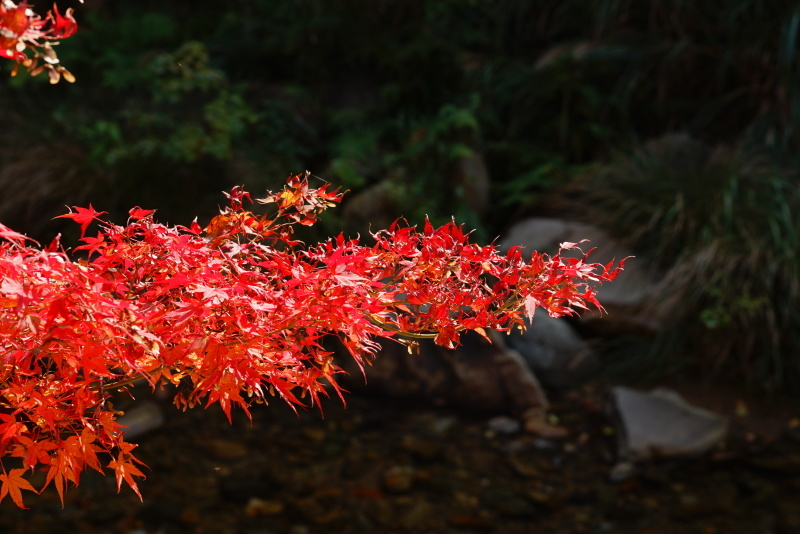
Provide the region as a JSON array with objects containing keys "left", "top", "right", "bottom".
[{"left": 2, "top": 383, "right": 799, "bottom": 534}]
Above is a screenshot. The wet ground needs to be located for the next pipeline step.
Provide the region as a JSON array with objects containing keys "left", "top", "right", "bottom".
[{"left": 2, "top": 382, "right": 800, "bottom": 534}]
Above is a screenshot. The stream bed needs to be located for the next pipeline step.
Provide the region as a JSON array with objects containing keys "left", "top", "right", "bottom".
[{"left": 2, "top": 383, "right": 799, "bottom": 533}]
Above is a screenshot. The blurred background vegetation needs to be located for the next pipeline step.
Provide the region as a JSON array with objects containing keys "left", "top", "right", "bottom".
[{"left": 1, "top": 0, "right": 798, "bottom": 394}]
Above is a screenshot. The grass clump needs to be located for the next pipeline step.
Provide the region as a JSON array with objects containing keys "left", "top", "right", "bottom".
[{"left": 583, "top": 134, "right": 800, "bottom": 392}]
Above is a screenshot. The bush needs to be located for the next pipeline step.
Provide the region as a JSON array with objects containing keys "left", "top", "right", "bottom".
[{"left": 581, "top": 134, "right": 800, "bottom": 391}]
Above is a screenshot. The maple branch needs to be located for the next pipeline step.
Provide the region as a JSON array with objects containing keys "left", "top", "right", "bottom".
[
  {"left": 0, "top": 174, "right": 624, "bottom": 507},
  {"left": 99, "top": 371, "right": 163, "bottom": 392},
  {"left": 364, "top": 313, "right": 449, "bottom": 339}
]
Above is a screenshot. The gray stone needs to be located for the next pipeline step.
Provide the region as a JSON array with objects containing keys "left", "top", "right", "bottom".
[
  {"left": 450, "top": 153, "right": 490, "bottom": 216},
  {"left": 337, "top": 330, "right": 550, "bottom": 415},
  {"left": 611, "top": 386, "right": 728, "bottom": 461},
  {"left": 499, "top": 217, "right": 662, "bottom": 335},
  {"left": 118, "top": 400, "right": 164, "bottom": 438},
  {"left": 383, "top": 465, "right": 416, "bottom": 493},
  {"left": 507, "top": 314, "right": 598, "bottom": 390},
  {"left": 608, "top": 461, "right": 636, "bottom": 483},
  {"left": 341, "top": 180, "right": 400, "bottom": 231},
  {"left": 487, "top": 416, "right": 521, "bottom": 435},
  {"left": 499, "top": 218, "right": 648, "bottom": 305}
]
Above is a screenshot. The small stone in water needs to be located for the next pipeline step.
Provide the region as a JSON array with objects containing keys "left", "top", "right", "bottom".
[
  {"left": 244, "top": 497, "right": 284, "bottom": 517},
  {"left": 383, "top": 465, "right": 415, "bottom": 493},
  {"left": 431, "top": 416, "right": 457, "bottom": 435},
  {"left": 487, "top": 416, "right": 521, "bottom": 435},
  {"left": 609, "top": 461, "right": 636, "bottom": 482}
]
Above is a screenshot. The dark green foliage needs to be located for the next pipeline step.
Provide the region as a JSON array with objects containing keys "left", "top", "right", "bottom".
[{"left": 581, "top": 135, "right": 800, "bottom": 391}]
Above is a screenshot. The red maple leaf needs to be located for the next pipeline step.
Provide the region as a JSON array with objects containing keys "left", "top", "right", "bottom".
[
  {"left": 0, "top": 174, "right": 624, "bottom": 508},
  {"left": 47, "top": 5, "right": 77, "bottom": 39},
  {"left": 108, "top": 444, "right": 145, "bottom": 500},
  {"left": 0, "top": 222, "right": 31, "bottom": 244},
  {"left": 128, "top": 207, "right": 156, "bottom": 220},
  {"left": 55, "top": 205, "right": 107, "bottom": 238}
]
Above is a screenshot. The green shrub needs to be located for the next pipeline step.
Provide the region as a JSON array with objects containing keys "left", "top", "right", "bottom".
[{"left": 582, "top": 134, "right": 800, "bottom": 391}]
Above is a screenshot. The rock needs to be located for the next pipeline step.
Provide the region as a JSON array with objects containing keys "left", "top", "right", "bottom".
[
  {"left": 499, "top": 218, "right": 660, "bottom": 336},
  {"left": 499, "top": 218, "right": 646, "bottom": 305},
  {"left": 611, "top": 386, "right": 728, "bottom": 461},
  {"left": 507, "top": 454, "right": 544, "bottom": 478},
  {"left": 397, "top": 496, "right": 434, "bottom": 528},
  {"left": 522, "top": 407, "right": 569, "bottom": 439},
  {"left": 430, "top": 416, "right": 457, "bottom": 436},
  {"left": 341, "top": 179, "right": 402, "bottom": 230},
  {"left": 608, "top": 461, "right": 636, "bottom": 482},
  {"left": 525, "top": 485, "right": 568, "bottom": 510},
  {"left": 244, "top": 497, "right": 284, "bottom": 517},
  {"left": 487, "top": 416, "right": 521, "bottom": 435},
  {"left": 382, "top": 465, "right": 415, "bottom": 493},
  {"left": 397, "top": 435, "right": 444, "bottom": 462},
  {"left": 118, "top": 400, "right": 164, "bottom": 438},
  {"left": 338, "top": 330, "right": 550, "bottom": 415},
  {"left": 201, "top": 438, "right": 250, "bottom": 460},
  {"left": 482, "top": 486, "right": 538, "bottom": 518},
  {"left": 507, "top": 314, "right": 598, "bottom": 390},
  {"left": 450, "top": 153, "right": 490, "bottom": 216},
  {"left": 290, "top": 495, "right": 344, "bottom": 525},
  {"left": 523, "top": 417, "right": 569, "bottom": 439}
]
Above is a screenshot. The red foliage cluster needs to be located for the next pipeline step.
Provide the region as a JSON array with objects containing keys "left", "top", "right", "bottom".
[
  {"left": 0, "top": 1, "right": 77, "bottom": 82},
  {"left": 0, "top": 174, "right": 624, "bottom": 507}
]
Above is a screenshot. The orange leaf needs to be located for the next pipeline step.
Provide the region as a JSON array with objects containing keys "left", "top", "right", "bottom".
[
  {"left": 0, "top": 468, "right": 38, "bottom": 508},
  {"left": 108, "top": 453, "right": 146, "bottom": 500}
]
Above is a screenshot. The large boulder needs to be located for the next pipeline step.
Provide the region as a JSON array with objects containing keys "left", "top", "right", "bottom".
[
  {"left": 498, "top": 218, "right": 661, "bottom": 336},
  {"left": 610, "top": 386, "right": 728, "bottom": 461},
  {"left": 337, "top": 331, "right": 569, "bottom": 437},
  {"left": 337, "top": 330, "right": 549, "bottom": 415},
  {"left": 341, "top": 179, "right": 402, "bottom": 231},
  {"left": 450, "top": 153, "right": 491, "bottom": 216},
  {"left": 506, "top": 314, "right": 598, "bottom": 390}
]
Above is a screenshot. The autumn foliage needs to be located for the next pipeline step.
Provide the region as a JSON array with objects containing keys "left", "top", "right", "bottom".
[
  {"left": 0, "top": 2, "right": 625, "bottom": 510},
  {"left": 0, "top": 173, "right": 623, "bottom": 507},
  {"left": 0, "top": 0, "right": 77, "bottom": 82}
]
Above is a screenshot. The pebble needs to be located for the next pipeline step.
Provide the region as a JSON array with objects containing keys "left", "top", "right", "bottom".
[
  {"left": 2, "top": 390, "right": 797, "bottom": 534},
  {"left": 523, "top": 414, "right": 569, "bottom": 439},
  {"left": 431, "top": 416, "right": 457, "bottom": 435},
  {"left": 201, "top": 438, "right": 250, "bottom": 460},
  {"left": 382, "top": 465, "right": 416, "bottom": 493},
  {"left": 608, "top": 461, "right": 636, "bottom": 482},
  {"left": 398, "top": 435, "right": 443, "bottom": 461},
  {"left": 244, "top": 497, "right": 284, "bottom": 517},
  {"left": 507, "top": 454, "right": 543, "bottom": 478},
  {"left": 398, "top": 497, "right": 433, "bottom": 528},
  {"left": 487, "top": 415, "right": 521, "bottom": 435},
  {"left": 483, "top": 487, "right": 538, "bottom": 518}
]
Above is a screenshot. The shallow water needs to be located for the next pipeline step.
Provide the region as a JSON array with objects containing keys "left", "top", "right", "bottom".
[{"left": 2, "top": 385, "right": 799, "bottom": 534}]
